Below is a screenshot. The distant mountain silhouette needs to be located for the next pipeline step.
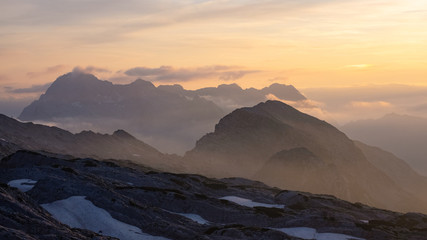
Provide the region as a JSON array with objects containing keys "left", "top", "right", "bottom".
[
  {"left": 341, "top": 113, "right": 427, "bottom": 176},
  {"left": 185, "top": 100, "right": 427, "bottom": 213},
  {"left": 19, "top": 72, "right": 305, "bottom": 154},
  {"left": 158, "top": 82, "right": 306, "bottom": 113},
  {"left": 0, "top": 114, "right": 180, "bottom": 172}
]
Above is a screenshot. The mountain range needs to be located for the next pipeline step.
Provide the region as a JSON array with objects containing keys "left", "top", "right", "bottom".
[
  {"left": 4, "top": 99, "right": 427, "bottom": 214},
  {"left": 341, "top": 113, "right": 427, "bottom": 176},
  {"left": 3, "top": 72, "right": 427, "bottom": 239},
  {"left": 19, "top": 72, "right": 305, "bottom": 154}
]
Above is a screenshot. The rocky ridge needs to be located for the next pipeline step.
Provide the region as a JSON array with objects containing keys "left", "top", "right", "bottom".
[
  {"left": 0, "top": 114, "right": 180, "bottom": 172},
  {"left": 1, "top": 151, "right": 427, "bottom": 240}
]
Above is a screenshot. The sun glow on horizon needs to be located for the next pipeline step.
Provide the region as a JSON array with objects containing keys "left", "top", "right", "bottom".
[{"left": 0, "top": 0, "right": 426, "bottom": 92}]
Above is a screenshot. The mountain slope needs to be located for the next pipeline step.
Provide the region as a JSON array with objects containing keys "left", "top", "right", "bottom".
[
  {"left": 0, "top": 114, "right": 180, "bottom": 172},
  {"left": 341, "top": 113, "right": 427, "bottom": 176},
  {"left": 355, "top": 141, "right": 427, "bottom": 201},
  {"left": 185, "top": 101, "right": 427, "bottom": 213},
  {"left": 2, "top": 151, "right": 427, "bottom": 239}
]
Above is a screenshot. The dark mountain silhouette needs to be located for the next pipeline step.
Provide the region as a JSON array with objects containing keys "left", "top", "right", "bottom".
[
  {"left": 185, "top": 101, "right": 427, "bottom": 213},
  {"left": 19, "top": 72, "right": 305, "bottom": 154},
  {"left": 2, "top": 150, "right": 427, "bottom": 240},
  {"left": 158, "top": 82, "right": 306, "bottom": 113},
  {"left": 341, "top": 113, "right": 427, "bottom": 176},
  {"left": 19, "top": 72, "right": 225, "bottom": 154},
  {"left": 0, "top": 114, "right": 180, "bottom": 172}
]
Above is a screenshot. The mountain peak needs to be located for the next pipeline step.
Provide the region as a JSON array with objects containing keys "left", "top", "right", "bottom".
[
  {"left": 248, "top": 100, "right": 314, "bottom": 122},
  {"left": 43, "top": 72, "right": 112, "bottom": 97},
  {"left": 129, "top": 79, "right": 156, "bottom": 89},
  {"left": 112, "top": 129, "right": 135, "bottom": 139},
  {"left": 262, "top": 83, "right": 306, "bottom": 101},
  {"left": 52, "top": 72, "right": 101, "bottom": 85}
]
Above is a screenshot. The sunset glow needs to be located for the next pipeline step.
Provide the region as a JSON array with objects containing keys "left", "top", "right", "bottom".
[{"left": 1, "top": 0, "right": 426, "bottom": 91}]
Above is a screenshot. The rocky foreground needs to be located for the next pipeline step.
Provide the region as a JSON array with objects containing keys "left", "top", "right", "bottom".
[{"left": 1, "top": 151, "right": 427, "bottom": 240}]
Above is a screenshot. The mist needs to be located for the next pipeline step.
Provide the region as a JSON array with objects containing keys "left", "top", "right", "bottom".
[
  {"left": 300, "top": 85, "right": 427, "bottom": 125},
  {"left": 17, "top": 72, "right": 306, "bottom": 154}
]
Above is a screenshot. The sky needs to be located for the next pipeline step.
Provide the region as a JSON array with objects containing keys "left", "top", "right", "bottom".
[{"left": 1, "top": 0, "right": 427, "bottom": 121}]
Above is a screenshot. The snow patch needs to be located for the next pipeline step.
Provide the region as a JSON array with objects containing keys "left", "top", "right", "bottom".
[
  {"left": 174, "top": 212, "right": 209, "bottom": 225},
  {"left": 276, "top": 227, "right": 317, "bottom": 239},
  {"left": 41, "top": 196, "right": 169, "bottom": 240},
  {"left": 8, "top": 179, "right": 37, "bottom": 192},
  {"left": 219, "top": 196, "right": 284, "bottom": 208},
  {"left": 274, "top": 227, "right": 365, "bottom": 240}
]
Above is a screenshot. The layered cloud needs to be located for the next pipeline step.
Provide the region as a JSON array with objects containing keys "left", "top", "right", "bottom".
[
  {"left": 301, "top": 85, "right": 427, "bottom": 125},
  {"left": 5, "top": 83, "right": 52, "bottom": 94},
  {"left": 124, "top": 65, "right": 258, "bottom": 82},
  {"left": 265, "top": 93, "right": 332, "bottom": 122},
  {"left": 73, "top": 66, "right": 111, "bottom": 74},
  {"left": 349, "top": 101, "right": 392, "bottom": 109}
]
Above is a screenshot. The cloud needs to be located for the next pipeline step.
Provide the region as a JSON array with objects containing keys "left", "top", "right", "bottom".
[
  {"left": 349, "top": 101, "right": 391, "bottom": 109},
  {"left": 265, "top": 93, "right": 332, "bottom": 121},
  {"left": 124, "top": 66, "right": 172, "bottom": 77},
  {"left": 266, "top": 94, "right": 322, "bottom": 108},
  {"left": 301, "top": 85, "right": 427, "bottom": 125},
  {"left": 124, "top": 65, "right": 258, "bottom": 82},
  {"left": 72, "top": 66, "right": 112, "bottom": 74},
  {"left": 1, "top": 0, "right": 343, "bottom": 45},
  {"left": 344, "top": 64, "right": 373, "bottom": 69},
  {"left": 6, "top": 82, "right": 52, "bottom": 94},
  {"left": 219, "top": 71, "right": 258, "bottom": 81},
  {"left": 26, "top": 65, "right": 68, "bottom": 78}
]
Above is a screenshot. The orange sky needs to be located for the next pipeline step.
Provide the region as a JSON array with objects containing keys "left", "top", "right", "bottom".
[{"left": 1, "top": 0, "right": 427, "bottom": 92}]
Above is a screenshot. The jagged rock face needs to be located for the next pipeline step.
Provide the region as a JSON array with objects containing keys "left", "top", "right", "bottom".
[
  {"left": 18, "top": 72, "right": 305, "bottom": 154},
  {"left": 1, "top": 151, "right": 427, "bottom": 240},
  {"left": 186, "top": 101, "right": 427, "bottom": 213},
  {"left": 0, "top": 114, "right": 180, "bottom": 172},
  {"left": 0, "top": 139, "right": 20, "bottom": 160}
]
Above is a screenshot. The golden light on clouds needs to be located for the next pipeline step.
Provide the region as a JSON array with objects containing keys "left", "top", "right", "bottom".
[
  {"left": 0, "top": 0, "right": 426, "bottom": 91},
  {"left": 344, "top": 64, "right": 373, "bottom": 69}
]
